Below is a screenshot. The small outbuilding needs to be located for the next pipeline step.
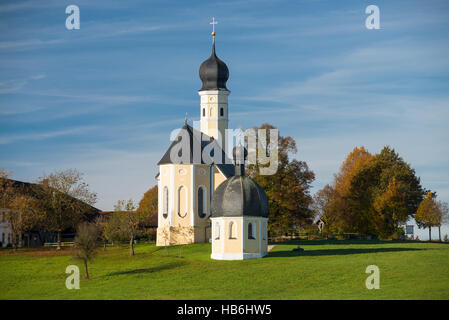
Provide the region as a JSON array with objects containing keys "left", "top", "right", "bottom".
[{"left": 210, "top": 144, "right": 269, "bottom": 260}]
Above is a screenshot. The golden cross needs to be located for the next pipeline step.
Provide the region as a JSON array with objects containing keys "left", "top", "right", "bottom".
[{"left": 210, "top": 17, "right": 218, "bottom": 36}]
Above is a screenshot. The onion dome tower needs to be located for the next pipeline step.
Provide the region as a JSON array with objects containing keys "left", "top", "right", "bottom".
[
  {"left": 199, "top": 17, "right": 230, "bottom": 148},
  {"left": 210, "top": 142, "right": 269, "bottom": 260}
]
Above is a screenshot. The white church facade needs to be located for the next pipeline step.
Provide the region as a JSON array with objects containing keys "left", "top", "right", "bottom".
[{"left": 155, "top": 24, "right": 269, "bottom": 259}]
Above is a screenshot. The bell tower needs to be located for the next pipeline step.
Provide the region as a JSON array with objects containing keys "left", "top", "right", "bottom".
[{"left": 198, "top": 17, "right": 230, "bottom": 148}]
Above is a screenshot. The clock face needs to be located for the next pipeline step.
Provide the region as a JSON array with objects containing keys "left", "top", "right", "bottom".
[{"left": 208, "top": 96, "right": 215, "bottom": 102}]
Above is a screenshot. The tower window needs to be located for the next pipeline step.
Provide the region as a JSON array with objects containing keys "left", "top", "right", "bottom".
[
  {"left": 248, "top": 222, "right": 255, "bottom": 240},
  {"left": 198, "top": 186, "right": 207, "bottom": 218},
  {"left": 203, "top": 108, "right": 205, "bottom": 117},
  {"left": 215, "top": 222, "right": 220, "bottom": 240},
  {"left": 220, "top": 108, "right": 224, "bottom": 117},
  {"left": 163, "top": 186, "right": 169, "bottom": 219}
]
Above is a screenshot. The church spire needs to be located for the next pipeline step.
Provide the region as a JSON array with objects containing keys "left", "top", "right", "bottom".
[
  {"left": 198, "top": 18, "right": 230, "bottom": 147},
  {"left": 199, "top": 17, "right": 229, "bottom": 92},
  {"left": 210, "top": 17, "right": 217, "bottom": 38}
]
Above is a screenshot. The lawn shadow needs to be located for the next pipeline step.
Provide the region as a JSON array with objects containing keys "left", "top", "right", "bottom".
[
  {"left": 268, "top": 239, "right": 405, "bottom": 246},
  {"left": 105, "top": 261, "right": 186, "bottom": 276},
  {"left": 267, "top": 247, "right": 425, "bottom": 258}
]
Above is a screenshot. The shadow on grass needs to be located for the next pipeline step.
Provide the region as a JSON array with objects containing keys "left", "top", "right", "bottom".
[
  {"left": 269, "top": 239, "right": 408, "bottom": 246},
  {"left": 106, "top": 261, "right": 186, "bottom": 276},
  {"left": 267, "top": 247, "right": 424, "bottom": 258}
]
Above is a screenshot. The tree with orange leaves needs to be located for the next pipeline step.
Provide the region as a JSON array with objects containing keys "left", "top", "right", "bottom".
[
  {"left": 317, "top": 146, "right": 425, "bottom": 238},
  {"left": 373, "top": 178, "right": 408, "bottom": 238},
  {"left": 415, "top": 192, "right": 440, "bottom": 241}
]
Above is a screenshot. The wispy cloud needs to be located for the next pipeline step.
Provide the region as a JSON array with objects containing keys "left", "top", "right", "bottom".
[
  {"left": 0, "top": 73, "right": 47, "bottom": 94},
  {"left": 0, "top": 125, "right": 98, "bottom": 144}
]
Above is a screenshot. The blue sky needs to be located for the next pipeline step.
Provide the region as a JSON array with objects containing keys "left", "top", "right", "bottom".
[{"left": 1, "top": 0, "right": 448, "bottom": 240}]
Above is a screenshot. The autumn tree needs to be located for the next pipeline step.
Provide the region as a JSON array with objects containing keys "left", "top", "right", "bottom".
[
  {"left": 36, "top": 169, "right": 97, "bottom": 249},
  {"left": 74, "top": 222, "right": 99, "bottom": 279},
  {"left": 0, "top": 169, "right": 15, "bottom": 210},
  {"left": 312, "top": 184, "right": 335, "bottom": 232},
  {"left": 373, "top": 178, "right": 408, "bottom": 238},
  {"left": 114, "top": 199, "right": 148, "bottom": 256},
  {"left": 436, "top": 201, "right": 449, "bottom": 242},
  {"left": 247, "top": 123, "right": 315, "bottom": 236},
  {"left": 318, "top": 146, "right": 373, "bottom": 234},
  {"left": 95, "top": 215, "right": 110, "bottom": 250},
  {"left": 0, "top": 169, "right": 44, "bottom": 249},
  {"left": 318, "top": 146, "right": 425, "bottom": 238},
  {"left": 137, "top": 185, "right": 158, "bottom": 240},
  {"left": 415, "top": 192, "right": 440, "bottom": 241},
  {"left": 437, "top": 201, "right": 449, "bottom": 242},
  {"left": 8, "top": 195, "right": 44, "bottom": 250}
]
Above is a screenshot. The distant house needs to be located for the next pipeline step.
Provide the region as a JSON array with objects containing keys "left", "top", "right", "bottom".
[
  {"left": 0, "top": 179, "right": 100, "bottom": 248},
  {"left": 314, "top": 218, "right": 326, "bottom": 233}
]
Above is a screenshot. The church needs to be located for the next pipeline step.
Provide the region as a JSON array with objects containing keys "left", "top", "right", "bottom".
[{"left": 155, "top": 21, "right": 269, "bottom": 259}]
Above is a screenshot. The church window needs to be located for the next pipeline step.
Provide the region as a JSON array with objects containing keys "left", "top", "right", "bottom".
[
  {"left": 248, "top": 222, "right": 255, "bottom": 240},
  {"left": 215, "top": 222, "right": 220, "bottom": 239},
  {"left": 220, "top": 107, "right": 224, "bottom": 117},
  {"left": 198, "top": 186, "right": 207, "bottom": 218},
  {"left": 177, "top": 186, "right": 187, "bottom": 218},
  {"left": 163, "top": 187, "right": 169, "bottom": 219},
  {"left": 229, "top": 221, "right": 236, "bottom": 239},
  {"left": 203, "top": 108, "right": 205, "bottom": 117}
]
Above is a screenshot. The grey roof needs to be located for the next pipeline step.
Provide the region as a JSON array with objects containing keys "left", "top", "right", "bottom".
[
  {"left": 157, "top": 123, "right": 235, "bottom": 178},
  {"left": 199, "top": 41, "right": 229, "bottom": 91},
  {"left": 211, "top": 175, "right": 269, "bottom": 218}
]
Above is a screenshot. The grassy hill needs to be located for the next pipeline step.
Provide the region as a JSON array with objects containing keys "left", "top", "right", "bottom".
[{"left": 1, "top": 240, "right": 448, "bottom": 299}]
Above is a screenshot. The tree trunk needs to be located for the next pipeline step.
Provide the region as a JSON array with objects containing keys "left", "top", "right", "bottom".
[
  {"left": 130, "top": 236, "right": 134, "bottom": 256},
  {"left": 103, "top": 240, "right": 107, "bottom": 251},
  {"left": 438, "top": 226, "right": 441, "bottom": 242},
  {"left": 83, "top": 260, "right": 89, "bottom": 279},
  {"left": 12, "top": 233, "right": 18, "bottom": 252},
  {"left": 429, "top": 227, "right": 432, "bottom": 242},
  {"left": 57, "top": 230, "right": 62, "bottom": 250}
]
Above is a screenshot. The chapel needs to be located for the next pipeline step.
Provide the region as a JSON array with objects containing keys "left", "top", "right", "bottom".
[{"left": 155, "top": 21, "right": 269, "bottom": 258}]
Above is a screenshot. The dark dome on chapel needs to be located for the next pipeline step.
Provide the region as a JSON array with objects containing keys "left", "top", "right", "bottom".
[
  {"left": 199, "top": 41, "right": 229, "bottom": 91},
  {"left": 211, "top": 175, "right": 269, "bottom": 218}
]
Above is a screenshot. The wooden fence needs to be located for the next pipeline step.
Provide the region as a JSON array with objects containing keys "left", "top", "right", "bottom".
[{"left": 43, "top": 242, "right": 75, "bottom": 247}]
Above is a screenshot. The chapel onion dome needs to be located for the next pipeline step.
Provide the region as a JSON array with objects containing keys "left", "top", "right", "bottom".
[
  {"left": 199, "top": 41, "right": 229, "bottom": 91},
  {"left": 211, "top": 145, "right": 269, "bottom": 218}
]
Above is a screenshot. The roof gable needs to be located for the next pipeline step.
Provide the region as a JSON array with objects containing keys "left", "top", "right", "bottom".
[{"left": 157, "top": 124, "right": 235, "bottom": 177}]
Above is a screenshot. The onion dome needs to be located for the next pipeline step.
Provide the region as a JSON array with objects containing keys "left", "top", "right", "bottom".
[
  {"left": 211, "top": 143, "right": 269, "bottom": 218},
  {"left": 199, "top": 41, "right": 229, "bottom": 91}
]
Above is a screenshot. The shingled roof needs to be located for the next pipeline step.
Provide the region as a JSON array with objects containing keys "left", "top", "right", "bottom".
[{"left": 157, "top": 123, "right": 235, "bottom": 178}]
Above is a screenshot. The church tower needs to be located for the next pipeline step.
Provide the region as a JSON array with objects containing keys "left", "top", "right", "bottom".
[
  {"left": 155, "top": 19, "right": 234, "bottom": 247},
  {"left": 198, "top": 18, "right": 230, "bottom": 148}
]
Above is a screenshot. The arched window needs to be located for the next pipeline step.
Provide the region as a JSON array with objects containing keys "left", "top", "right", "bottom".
[
  {"left": 215, "top": 222, "right": 220, "bottom": 240},
  {"left": 248, "top": 222, "right": 255, "bottom": 239},
  {"left": 197, "top": 186, "right": 207, "bottom": 218},
  {"left": 177, "top": 186, "right": 187, "bottom": 218},
  {"left": 220, "top": 107, "right": 224, "bottom": 117},
  {"left": 229, "top": 221, "right": 236, "bottom": 239},
  {"left": 163, "top": 186, "right": 169, "bottom": 218},
  {"left": 203, "top": 108, "right": 205, "bottom": 117}
]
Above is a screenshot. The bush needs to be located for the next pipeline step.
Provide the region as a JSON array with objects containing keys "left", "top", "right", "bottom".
[{"left": 444, "top": 235, "right": 449, "bottom": 243}]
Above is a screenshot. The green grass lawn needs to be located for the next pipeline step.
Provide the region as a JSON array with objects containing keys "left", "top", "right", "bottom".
[{"left": 1, "top": 240, "right": 448, "bottom": 299}]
